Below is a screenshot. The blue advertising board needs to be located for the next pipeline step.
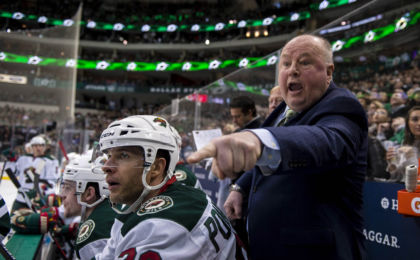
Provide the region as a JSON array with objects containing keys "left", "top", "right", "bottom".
[
  {"left": 189, "top": 165, "right": 420, "bottom": 259},
  {"left": 363, "top": 181, "right": 420, "bottom": 259},
  {"left": 191, "top": 165, "right": 219, "bottom": 203}
]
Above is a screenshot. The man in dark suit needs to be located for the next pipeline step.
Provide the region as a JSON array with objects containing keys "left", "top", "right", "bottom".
[
  {"left": 188, "top": 34, "right": 367, "bottom": 259},
  {"left": 229, "top": 95, "right": 264, "bottom": 132}
]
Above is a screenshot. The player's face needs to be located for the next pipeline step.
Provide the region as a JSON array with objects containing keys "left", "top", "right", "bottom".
[
  {"left": 32, "top": 144, "right": 45, "bottom": 157},
  {"left": 102, "top": 147, "right": 144, "bottom": 205},
  {"left": 60, "top": 180, "right": 82, "bottom": 218},
  {"left": 278, "top": 36, "right": 334, "bottom": 112}
]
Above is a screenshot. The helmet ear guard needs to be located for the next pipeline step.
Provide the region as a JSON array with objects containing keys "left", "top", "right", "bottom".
[{"left": 98, "top": 115, "right": 180, "bottom": 214}]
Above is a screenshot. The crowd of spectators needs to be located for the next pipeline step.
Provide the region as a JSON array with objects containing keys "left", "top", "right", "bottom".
[
  {"left": 1, "top": 53, "right": 420, "bottom": 182},
  {"left": 1, "top": 0, "right": 312, "bottom": 43}
]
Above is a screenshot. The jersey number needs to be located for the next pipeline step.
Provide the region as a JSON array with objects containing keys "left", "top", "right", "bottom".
[{"left": 119, "top": 249, "right": 161, "bottom": 260}]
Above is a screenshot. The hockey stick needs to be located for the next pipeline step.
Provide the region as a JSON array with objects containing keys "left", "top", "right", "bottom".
[
  {"left": 0, "top": 238, "right": 15, "bottom": 260},
  {"left": 0, "top": 158, "right": 8, "bottom": 186},
  {"left": 6, "top": 169, "right": 34, "bottom": 211},
  {"left": 58, "top": 141, "right": 69, "bottom": 162},
  {"left": 5, "top": 169, "right": 70, "bottom": 260},
  {"left": 31, "top": 160, "right": 47, "bottom": 206}
]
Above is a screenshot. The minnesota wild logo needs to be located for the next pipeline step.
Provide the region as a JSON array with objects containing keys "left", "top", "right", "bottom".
[
  {"left": 174, "top": 169, "right": 187, "bottom": 181},
  {"left": 153, "top": 117, "right": 167, "bottom": 127},
  {"left": 77, "top": 219, "right": 95, "bottom": 244},
  {"left": 137, "top": 196, "right": 173, "bottom": 216}
]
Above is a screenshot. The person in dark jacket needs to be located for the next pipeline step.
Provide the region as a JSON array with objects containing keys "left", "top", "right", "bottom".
[{"left": 189, "top": 34, "right": 367, "bottom": 260}]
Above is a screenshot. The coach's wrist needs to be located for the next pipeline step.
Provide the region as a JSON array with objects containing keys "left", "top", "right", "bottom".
[{"left": 229, "top": 183, "right": 245, "bottom": 196}]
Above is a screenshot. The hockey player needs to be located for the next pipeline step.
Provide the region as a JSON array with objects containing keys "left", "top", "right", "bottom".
[
  {"left": 12, "top": 136, "right": 59, "bottom": 212},
  {"left": 0, "top": 194, "right": 10, "bottom": 237},
  {"left": 59, "top": 150, "right": 116, "bottom": 259},
  {"left": 94, "top": 115, "right": 246, "bottom": 259}
]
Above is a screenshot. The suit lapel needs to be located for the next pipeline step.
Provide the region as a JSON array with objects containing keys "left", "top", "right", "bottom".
[{"left": 263, "top": 102, "right": 287, "bottom": 127}]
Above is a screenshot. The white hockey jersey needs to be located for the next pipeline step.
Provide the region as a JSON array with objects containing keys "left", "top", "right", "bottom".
[
  {"left": 95, "top": 181, "right": 247, "bottom": 260},
  {"left": 15, "top": 154, "right": 58, "bottom": 204}
]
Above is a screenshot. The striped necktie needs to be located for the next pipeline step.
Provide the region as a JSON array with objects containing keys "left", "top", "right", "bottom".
[{"left": 277, "top": 109, "right": 296, "bottom": 126}]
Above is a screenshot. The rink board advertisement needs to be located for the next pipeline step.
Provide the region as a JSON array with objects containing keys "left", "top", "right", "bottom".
[
  {"left": 363, "top": 181, "right": 420, "bottom": 259},
  {"left": 189, "top": 166, "right": 420, "bottom": 259}
]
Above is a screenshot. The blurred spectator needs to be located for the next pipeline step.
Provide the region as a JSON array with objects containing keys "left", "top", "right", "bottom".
[
  {"left": 389, "top": 116, "right": 406, "bottom": 145},
  {"left": 268, "top": 85, "right": 283, "bottom": 114},
  {"left": 386, "top": 106, "right": 420, "bottom": 182},
  {"left": 388, "top": 91, "right": 409, "bottom": 118}
]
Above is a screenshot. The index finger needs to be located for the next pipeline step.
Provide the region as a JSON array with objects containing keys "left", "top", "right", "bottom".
[{"left": 187, "top": 142, "right": 217, "bottom": 164}]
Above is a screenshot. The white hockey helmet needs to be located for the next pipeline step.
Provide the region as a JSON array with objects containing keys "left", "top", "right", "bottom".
[
  {"left": 63, "top": 150, "right": 109, "bottom": 208},
  {"left": 170, "top": 126, "right": 182, "bottom": 149},
  {"left": 30, "top": 136, "right": 46, "bottom": 146},
  {"left": 98, "top": 115, "right": 179, "bottom": 214}
]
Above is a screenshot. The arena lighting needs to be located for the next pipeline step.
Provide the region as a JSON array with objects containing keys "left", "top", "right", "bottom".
[
  {"left": 262, "top": 17, "right": 274, "bottom": 26},
  {"left": 237, "top": 20, "right": 247, "bottom": 28},
  {"left": 239, "top": 58, "right": 249, "bottom": 68},
  {"left": 113, "top": 23, "right": 124, "bottom": 31},
  {"left": 141, "top": 24, "right": 151, "bottom": 32},
  {"left": 207, "top": 79, "right": 270, "bottom": 96},
  {"left": 65, "top": 59, "right": 76, "bottom": 67},
  {"left": 215, "top": 23, "right": 225, "bottom": 31},
  {"left": 0, "top": 9, "right": 311, "bottom": 33},
  {"left": 126, "top": 62, "right": 137, "bottom": 71},
  {"left": 319, "top": 14, "right": 383, "bottom": 35},
  {"left": 364, "top": 30, "right": 375, "bottom": 43},
  {"left": 1, "top": 11, "right": 419, "bottom": 72},
  {"left": 191, "top": 24, "right": 200, "bottom": 31},
  {"left": 156, "top": 62, "right": 169, "bottom": 71},
  {"left": 27, "top": 56, "right": 42, "bottom": 65},
  {"left": 319, "top": 0, "right": 330, "bottom": 10},
  {"left": 87, "top": 20, "right": 96, "bottom": 28},
  {"left": 310, "top": 0, "right": 357, "bottom": 11},
  {"left": 208, "top": 60, "right": 221, "bottom": 69},
  {"left": 38, "top": 16, "right": 47, "bottom": 23},
  {"left": 182, "top": 62, "right": 192, "bottom": 71},
  {"left": 331, "top": 11, "right": 420, "bottom": 52}
]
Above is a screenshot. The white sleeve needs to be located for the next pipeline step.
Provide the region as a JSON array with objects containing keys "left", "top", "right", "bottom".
[
  {"left": 78, "top": 238, "right": 108, "bottom": 260},
  {"left": 95, "top": 219, "right": 120, "bottom": 260},
  {"left": 40, "top": 159, "right": 58, "bottom": 182}
]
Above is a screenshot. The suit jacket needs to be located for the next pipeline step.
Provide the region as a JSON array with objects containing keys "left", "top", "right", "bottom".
[
  {"left": 236, "top": 82, "right": 368, "bottom": 260},
  {"left": 234, "top": 116, "right": 264, "bottom": 133}
]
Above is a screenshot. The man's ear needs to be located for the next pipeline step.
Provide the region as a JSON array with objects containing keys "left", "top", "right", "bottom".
[
  {"left": 149, "top": 157, "right": 167, "bottom": 179},
  {"left": 326, "top": 63, "right": 334, "bottom": 85},
  {"left": 82, "top": 186, "right": 96, "bottom": 203}
]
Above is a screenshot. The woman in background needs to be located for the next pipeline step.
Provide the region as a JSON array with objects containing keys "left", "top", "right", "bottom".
[{"left": 386, "top": 106, "right": 420, "bottom": 182}]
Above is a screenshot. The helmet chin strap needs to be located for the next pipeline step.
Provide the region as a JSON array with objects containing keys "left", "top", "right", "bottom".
[
  {"left": 80, "top": 205, "right": 87, "bottom": 222},
  {"left": 110, "top": 166, "right": 171, "bottom": 214},
  {"left": 77, "top": 194, "right": 106, "bottom": 208}
]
